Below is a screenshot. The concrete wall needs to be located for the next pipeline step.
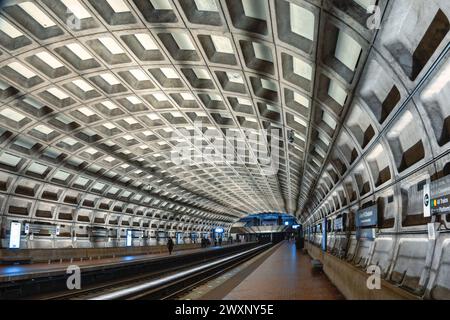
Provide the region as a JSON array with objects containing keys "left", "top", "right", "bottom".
[{"left": 306, "top": 242, "right": 419, "bottom": 300}]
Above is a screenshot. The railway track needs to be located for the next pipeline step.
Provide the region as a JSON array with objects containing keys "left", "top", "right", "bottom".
[{"left": 37, "top": 243, "right": 272, "bottom": 300}]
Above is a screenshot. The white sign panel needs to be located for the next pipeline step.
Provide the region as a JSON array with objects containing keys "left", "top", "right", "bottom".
[
  {"left": 126, "top": 230, "right": 132, "bottom": 247},
  {"left": 423, "top": 183, "right": 431, "bottom": 217},
  {"left": 9, "top": 222, "right": 21, "bottom": 249}
]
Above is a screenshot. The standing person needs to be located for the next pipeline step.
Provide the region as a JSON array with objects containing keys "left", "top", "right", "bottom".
[
  {"left": 167, "top": 237, "right": 174, "bottom": 255},
  {"left": 218, "top": 237, "right": 222, "bottom": 246}
]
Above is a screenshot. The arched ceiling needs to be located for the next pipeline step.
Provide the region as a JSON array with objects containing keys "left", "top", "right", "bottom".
[{"left": 0, "top": 0, "right": 447, "bottom": 229}]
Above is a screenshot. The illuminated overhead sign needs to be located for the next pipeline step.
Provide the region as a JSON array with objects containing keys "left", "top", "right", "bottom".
[{"left": 215, "top": 227, "right": 224, "bottom": 233}]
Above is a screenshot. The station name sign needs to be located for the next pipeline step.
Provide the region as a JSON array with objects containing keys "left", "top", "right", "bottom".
[{"left": 356, "top": 205, "right": 378, "bottom": 228}]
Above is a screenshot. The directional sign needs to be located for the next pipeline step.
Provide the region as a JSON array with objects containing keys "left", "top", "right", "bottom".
[
  {"left": 424, "top": 176, "right": 450, "bottom": 217},
  {"left": 430, "top": 194, "right": 450, "bottom": 215}
]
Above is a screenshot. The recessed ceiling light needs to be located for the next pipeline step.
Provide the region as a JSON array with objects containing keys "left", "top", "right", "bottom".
[
  {"left": 292, "top": 56, "right": 312, "bottom": 80},
  {"left": 387, "top": 111, "right": 413, "bottom": 138},
  {"left": 124, "top": 117, "right": 138, "bottom": 125},
  {"left": 153, "top": 93, "right": 168, "bottom": 101},
  {"left": 78, "top": 107, "right": 95, "bottom": 117},
  {"left": 0, "top": 108, "right": 26, "bottom": 122},
  {"left": 36, "top": 51, "right": 64, "bottom": 69},
  {"left": 61, "top": 0, "right": 91, "bottom": 20},
  {"left": 160, "top": 67, "right": 179, "bottom": 79},
  {"left": 237, "top": 97, "right": 251, "bottom": 105},
  {"left": 353, "top": 0, "right": 377, "bottom": 10},
  {"left": 293, "top": 92, "right": 310, "bottom": 108},
  {"left": 129, "top": 69, "right": 149, "bottom": 81},
  {"left": 322, "top": 111, "right": 337, "bottom": 129},
  {"left": 293, "top": 115, "right": 307, "bottom": 127},
  {"left": 147, "top": 113, "right": 160, "bottom": 120},
  {"left": 0, "top": 17, "right": 23, "bottom": 38},
  {"left": 209, "top": 93, "right": 222, "bottom": 101},
  {"left": 266, "top": 104, "right": 279, "bottom": 112},
  {"left": 47, "top": 87, "right": 69, "bottom": 100},
  {"left": 99, "top": 37, "right": 124, "bottom": 55},
  {"left": 73, "top": 79, "right": 94, "bottom": 92},
  {"left": 135, "top": 33, "right": 158, "bottom": 50},
  {"left": 101, "top": 101, "right": 118, "bottom": 110},
  {"left": 0, "top": 153, "right": 22, "bottom": 167},
  {"left": 242, "top": 0, "right": 266, "bottom": 20},
  {"left": 18, "top": 2, "right": 56, "bottom": 28},
  {"left": 367, "top": 144, "right": 384, "bottom": 160},
  {"left": 150, "top": 0, "right": 172, "bottom": 10},
  {"left": 290, "top": 3, "right": 314, "bottom": 41},
  {"left": 100, "top": 73, "right": 121, "bottom": 85},
  {"left": 193, "top": 68, "right": 210, "bottom": 79},
  {"left": 105, "top": 0, "right": 129, "bottom": 13},
  {"left": 8, "top": 61, "right": 36, "bottom": 79},
  {"left": 252, "top": 42, "right": 273, "bottom": 62},
  {"left": 126, "top": 96, "right": 141, "bottom": 104},
  {"left": 335, "top": 30, "right": 362, "bottom": 71},
  {"left": 53, "top": 170, "right": 71, "bottom": 181},
  {"left": 194, "top": 0, "right": 218, "bottom": 12},
  {"left": 227, "top": 72, "right": 244, "bottom": 83},
  {"left": 261, "top": 78, "right": 277, "bottom": 91},
  {"left": 172, "top": 32, "right": 195, "bottom": 50},
  {"left": 318, "top": 132, "right": 329, "bottom": 146},
  {"left": 421, "top": 58, "right": 450, "bottom": 100},
  {"left": 66, "top": 43, "right": 93, "bottom": 60},
  {"left": 171, "top": 111, "right": 183, "bottom": 118},
  {"left": 328, "top": 79, "right": 347, "bottom": 106},
  {"left": 103, "top": 123, "right": 116, "bottom": 130},
  {"left": 180, "top": 92, "right": 195, "bottom": 100},
  {"left": 28, "top": 162, "right": 48, "bottom": 175},
  {"left": 85, "top": 148, "right": 97, "bottom": 155},
  {"left": 210, "top": 35, "right": 234, "bottom": 54},
  {"left": 123, "top": 135, "right": 134, "bottom": 141}
]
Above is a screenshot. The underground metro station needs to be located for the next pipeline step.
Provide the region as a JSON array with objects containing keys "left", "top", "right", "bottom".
[{"left": 0, "top": 0, "right": 449, "bottom": 306}]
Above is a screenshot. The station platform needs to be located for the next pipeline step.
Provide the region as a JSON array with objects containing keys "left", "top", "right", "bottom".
[
  {"left": 0, "top": 243, "right": 242, "bottom": 283},
  {"left": 187, "top": 241, "right": 344, "bottom": 300}
]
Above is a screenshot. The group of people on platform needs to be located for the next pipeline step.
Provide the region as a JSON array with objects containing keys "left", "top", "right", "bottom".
[{"left": 167, "top": 235, "right": 235, "bottom": 253}]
